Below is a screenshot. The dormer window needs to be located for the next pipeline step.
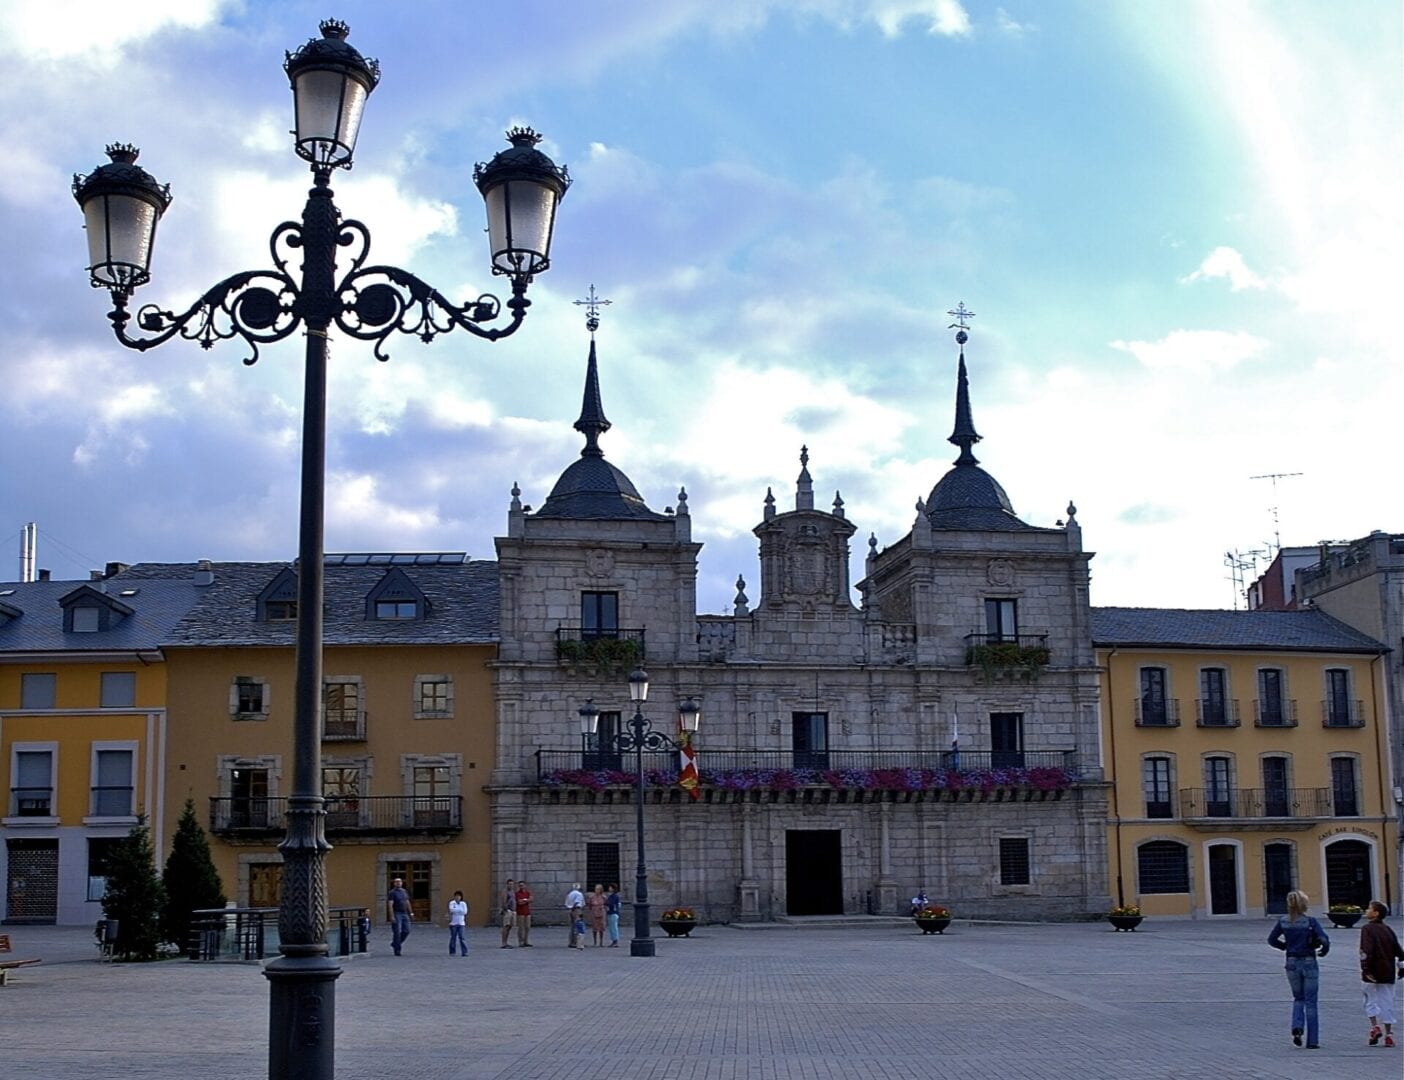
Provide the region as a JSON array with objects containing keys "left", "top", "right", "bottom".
[
  {"left": 365, "top": 567, "right": 428, "bottom": 621},
  {"left": 58, "top": 585, "right": 133, "bottom": 633},
  {"left": 256, "top": 568, "right": 299, "bottom": 623},
  {"left": 0, "top": 599, "right": 21, "bottom": 626}
]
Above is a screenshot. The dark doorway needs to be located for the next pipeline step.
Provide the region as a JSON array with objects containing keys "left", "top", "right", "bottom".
[
  {"left": 5, "top": 839, "right": 58, "bottom": 923},
  {"left": 785, "top": 830, "right": 842, "bottom": 915},
  {"left": 1263, "top": 843, "right": 1293, "bottom": 915},
  {"left": 791, "top": 713, "right": 829, "bottom": 770},
  {"left": 1325, "top": 840, "right": 1372, "bottom": 909},
  {"left": 990, "top": 713, "right": 1025, "bottom": 768},
  {"left": 1208, "top": 844, "right": 1239, "bottom": 915}
]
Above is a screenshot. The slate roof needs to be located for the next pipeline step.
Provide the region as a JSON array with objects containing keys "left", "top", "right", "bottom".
[
  {"left": 1091, "top": 607, "right": 1387, "bottom": 653},
  {"left": 534, "top": 455, "right": 670, "bottom": 521},
  {"left": 116, "top": 559, "right": 500, "bottom": 647},
  {"left": 926, "top": 463, "right": 1037, "bottom": 532},
  {"left": 0, "top": 576, "right": 205, "bottom": 653}
]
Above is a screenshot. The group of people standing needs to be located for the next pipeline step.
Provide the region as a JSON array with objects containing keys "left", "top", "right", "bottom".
[
  {"left": 562, "top": 882, "right": 623, "bottom": 948},
  {"left": 1269, "top": 891, "right": 1404, "bottom": 1049}
]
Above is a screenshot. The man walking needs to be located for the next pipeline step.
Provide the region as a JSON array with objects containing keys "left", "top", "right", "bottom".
[
  {"left": 387, "top": 876, "right": 412, "bottom": 956},
  {"left": 515, "top": 879, "right": 533, "bottom": 947},
  {"left": 565, "top": 881, "right": 585, "bottom": 947},
  {"left": 499, "top": 877, "right": 517, "bottom": 949}
]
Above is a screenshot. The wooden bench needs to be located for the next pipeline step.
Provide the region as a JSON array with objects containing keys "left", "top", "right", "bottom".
[{"left": 0, "top": 933, "right": 43, "bottom": 985}]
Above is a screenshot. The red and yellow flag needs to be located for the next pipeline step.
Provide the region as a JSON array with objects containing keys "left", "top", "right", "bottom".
[{"left": 678, "top": 729, "right": 700, "bottom": 800}]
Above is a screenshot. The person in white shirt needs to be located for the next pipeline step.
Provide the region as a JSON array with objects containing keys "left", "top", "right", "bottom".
[
  {"left": 565, "top": 882, "right": 585, "bottom": 946},
  {"left": 447, "top": 890, "right": 468, "bottom": 957}
]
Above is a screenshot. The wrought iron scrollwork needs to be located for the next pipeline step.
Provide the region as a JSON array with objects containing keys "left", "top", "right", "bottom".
[{"left": 613, "top": 714, "right": 680, "bottom": 754}]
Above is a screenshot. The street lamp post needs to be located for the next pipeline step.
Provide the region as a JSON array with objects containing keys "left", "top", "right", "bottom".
[
  {"left": 72, "top": 20, "right": 568, "bottom": 1080},
  {"left": 579, "top": 669, "right": 700, "bottom": 957}
]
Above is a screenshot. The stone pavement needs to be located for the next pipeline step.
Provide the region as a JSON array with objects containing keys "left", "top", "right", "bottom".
[{"left": 1, "top": 917, "right": 1400, "bottom": 1079}]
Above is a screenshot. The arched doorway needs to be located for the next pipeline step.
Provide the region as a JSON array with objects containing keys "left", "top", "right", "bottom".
[{"left": 1324, "top": 839, "right": 1372, "bottom": 909}]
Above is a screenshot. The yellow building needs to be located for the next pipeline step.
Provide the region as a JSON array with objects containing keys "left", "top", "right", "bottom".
[
  {"left": 137, "top": 557, "right": 498, "bottom": 928},
  {"left": 1095, "top": 607, "right": 1397, "bottom": 918},
  {"left": 1, "top": 572, "right": 202, "bottom": 924}
]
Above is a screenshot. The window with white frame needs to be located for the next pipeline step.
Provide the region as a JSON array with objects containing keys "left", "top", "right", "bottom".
[
  {"left": 91, "top": 746, "right": 136, "bottom": 817},
  {"left": 11, "top": 746, "right": 56, "bottom": 817},
  {"left": 414, "top": 675, "right": 453, "bottom": 719}
]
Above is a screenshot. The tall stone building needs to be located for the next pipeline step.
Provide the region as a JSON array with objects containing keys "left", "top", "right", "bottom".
[{"left": 489, "top": 323, "right": 1109, "bottom": 921}]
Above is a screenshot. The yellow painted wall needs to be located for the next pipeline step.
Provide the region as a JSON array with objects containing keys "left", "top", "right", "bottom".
[
  {"left": 163, "top": 643, "right": 497, "bottom": 925},
  {"left": 1100, "top": 647, "right": 1397, "bottom": 917}
]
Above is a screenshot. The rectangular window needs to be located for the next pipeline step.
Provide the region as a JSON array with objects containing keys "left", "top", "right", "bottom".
[
  {"left": 585, "top": 842, "right": 621, "bottom": 894},
  {"left": 581, "top": 592, "right": 619, "bottom": 638},
  {"left": 1143, "top": 757, "right": 1173, "bottom": 819},
  {"left": 13, "top": 750, "right": 54, "bottom": 816},
  {"left": 984, "top": 598, "right": 1018, "bottom": 642},
  {"left": 416, "top": 677, "right": 452, "bottom": 717},
  {"left": 375, "top": 600, "right": 418, "bottom": 620},
  {"left": 20, "top": 673, "right": 56, "bottom": 709},
  {"left": 230, "top": 768, "right": 270, "bottom": 828},
  {"left": 1325, "top": 669, "right": 1353, "bottom": 726},
  {"left": 72, "top": 606, "right": 101, "bottom": 632},
  {"left": 1257, "top": 669, "right": 1285, "bottom": 725},
  {"left": 1204, "top": 757, "right": 1233, "bottom": 817},
  {"left": 1138, "top": 841, "right": 1191, "bottom": 893},
  {"left": 792, "top": 712, "right": 829, "bottom": 769},
  {"left": 92, "top": 749, "right": 135, "bottom": 817},
  {"left": 1261, "top": 757, "right": 1290, "bottom": 817},
  {"left": 235, "top": 679, "right": 266, "bottom": 716},
  {"left": 1139, "top": 667, "right": 1171, "bottom": 725},
  {"left": 100, "top": 671, "right": 136, "bottom": 708},
  {"left": 1199, "top": 668, "right": 1228, "bottom": 725},
  {"left": 322, "top": 679, "right": 362, "bottom": 739},
  {"left": 999, "top": 837, "right": 1031, "bottom": 886},
  {"left": 413, "top": 766, "right": 452, "bottom": 827},
  {"left": 584, "top": 711, "right": 623, "bottom": 771},
  {"left": 264, "top": 599, "right": 297, "bottom": 621},
  {"left": 323, "top": 766, "right": 362, "bottom": 828},
  {"left": 87, "top": 838, "right": 123, "bottom": 902},
  {"left": 990, "top": 713, "right": 1025, "bottom": 768},
  {"left": 1331, "top": 758, "right": 1359, "bottom": 817}
]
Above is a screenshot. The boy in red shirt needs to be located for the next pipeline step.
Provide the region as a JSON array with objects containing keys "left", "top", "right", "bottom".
[{"left": 514, "top": 881, "right": 533, "bottom": 947}]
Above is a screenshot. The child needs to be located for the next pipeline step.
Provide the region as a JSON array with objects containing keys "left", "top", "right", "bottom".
[
  {"left": 572, "top": 905, "right": 587, "bottom": 950},
  {"left": 1361, "top": 900, "right": 1404, "bottom": 1047}
]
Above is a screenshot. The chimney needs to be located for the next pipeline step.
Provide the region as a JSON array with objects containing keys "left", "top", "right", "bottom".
[
  {"left": 104, "top": 562, "right": 129, "bottom": 579},
  {"left": 194, "top": 559, "right": 214, "bottom": 587},
  {"left": 90, "top": 570, "right": 104, "bottom": 581},
  {"left": 38, "top": 568, "right": 50, "bottom": 581}
]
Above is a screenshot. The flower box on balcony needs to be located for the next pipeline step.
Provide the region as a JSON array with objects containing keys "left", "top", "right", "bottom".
[
  {"left": 554, "top": 634, "right": 642, "bottom": 674},
  {"left": 965, "top": 641, "right": 1051, "bottom": 683}
]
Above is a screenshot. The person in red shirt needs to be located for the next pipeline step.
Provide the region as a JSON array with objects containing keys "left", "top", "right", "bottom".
[{"left": 514, "top": 880, "right": 533, "bottom": 947}]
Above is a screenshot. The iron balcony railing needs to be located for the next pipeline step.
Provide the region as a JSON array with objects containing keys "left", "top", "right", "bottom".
[
  {"left": 322, "top": 711, "right": 366, "bottom": 741},
  {"left": 1195, "top": 698, "right": 1241, "bottom": 727},
  {"left": 1253, "top": 698, "right": 1298, "bottom": 727},
  {"left": 209, "top": 795, "right": 462, "bottom": 835},
  {"left": 962, "top": 633, "right": 1050, "bottom": 649},
  {"left": 1179, "top": 787, "right": 1331, "bottom": 820},
  {"left": 537, "top": 747, "right": 1078, "bottom": 780},
  {"left": 1321, "top": 699, "right": 1365, "bottom": 728},
  {"left": 1134, "top": 698, "right": 1181, "bottom": 727},
  {"left": 554, "top": 626, "right": 647, "bottom": 666}
]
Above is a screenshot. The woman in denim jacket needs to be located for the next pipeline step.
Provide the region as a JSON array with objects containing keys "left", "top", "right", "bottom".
[{"left": 1268, "top": 889, "right": 1331, "bottom": 1048}]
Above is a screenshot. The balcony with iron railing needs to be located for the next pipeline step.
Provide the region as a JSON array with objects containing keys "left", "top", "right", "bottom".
[
  {"left": 554, "top": 627, "right": 647, "bottom": 672},
  {"left": 9, "top": 786, "right": 53, "bottom": 817},
  {"left": 1321, "top": 699, "right": 1365, "bottom": 728},
  {"left": 1195, "top": 698, "right": 1241, "bottom": 728},
  {"left": 209, "top": 795, "right": 462, "bottom": 836},
  {"left": 963, "top": 634, "right": 1051, "bottom": 681},
  {"left": 1253, "top": 699, "right": 1298, "bottom": 728},
  {"left": 1134, "top": 698, "right": 1181, "bottom": 727},
  {"left": 1178, "top": 786, "right": 1331, "bottom": 830}
]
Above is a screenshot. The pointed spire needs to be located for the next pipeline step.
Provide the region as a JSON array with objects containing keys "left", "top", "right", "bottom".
[
  {"left": 734, "top": 575, "right": 750, "bottom": 616},
  {"left": 796, "top": 445, "right": 814, "bottom": 510},
  {"left": 764, "top": 486, "right": 776, "bottom": 520},
  {"left": 945, "top": 302, "right": 981, "bottom": 465},
  {"left": 574, "top": 337, "right": 611, "bottom": 456},
  {"left": 510, "top": 482, "right": 522, "bottom": 511},
  {"left": 832, "top": 490, "right": 845, "bottom": 518}
]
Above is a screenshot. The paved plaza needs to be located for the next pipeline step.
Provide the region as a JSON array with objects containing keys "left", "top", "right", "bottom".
[{"left": 1, "top": 917, "right": 1400, "bottom": 1079}]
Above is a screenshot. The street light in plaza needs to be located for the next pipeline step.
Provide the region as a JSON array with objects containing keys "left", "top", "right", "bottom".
[
  {"left": 578, "top": 670, "right": 701, "bottom": 957},
  {"left": 72, "top": 19, "right": 569, "bottom": 1080}
]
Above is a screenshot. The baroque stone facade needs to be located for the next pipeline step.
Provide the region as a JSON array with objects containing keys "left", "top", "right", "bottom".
[{"left": 489, "top": 330, "right": 1111, "bottom": 922}]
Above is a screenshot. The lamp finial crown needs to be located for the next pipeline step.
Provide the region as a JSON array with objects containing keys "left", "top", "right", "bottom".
[
  {"left": 506, "top": 126, "right": 544, "bottom": 148},
  {"left": 319, "top": 18, "right": 351, "bottom": 39},
  {"left": 105, "top": 143, "right": 140, "bottom": 165}
]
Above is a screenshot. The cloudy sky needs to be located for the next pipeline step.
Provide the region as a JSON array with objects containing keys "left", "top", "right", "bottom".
[{"left": 2, "top": 0, "right": 1399, "bottom": 614}]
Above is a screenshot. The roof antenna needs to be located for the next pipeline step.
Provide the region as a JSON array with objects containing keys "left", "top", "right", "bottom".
[{"left": 1249, "top": 472, "right": 1303, "bottom": 555}]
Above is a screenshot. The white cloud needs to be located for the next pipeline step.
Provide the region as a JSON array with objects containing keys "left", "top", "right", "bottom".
[
  {"left": 1110, "top": 329, "right": 1269, "bottom": 374},
  {"left": 0, "top": 0, "right": 225, "bottom": 62},
  {"left": 995, "top": 8, "right": 1035, "bottom": 35},
  {"left": 1181, "top": 246, "right": 1266, "bottom": 291},
  {"left": 870, "top": 0, "right": 971, "bottom": 37}
]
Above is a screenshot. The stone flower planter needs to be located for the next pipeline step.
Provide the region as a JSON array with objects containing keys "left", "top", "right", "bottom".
[
  {"left": 914, "top": 916, "right": 951, "bottom": 935},
  {"left": 1108, "top": 914, "right": 1144, "bottom": 932},
  {"left": 1327, "top": 910, "right": 1362, "bottom": 929},
  {"left": 659, "top": 918, "right": 696, "bottom": 938}
]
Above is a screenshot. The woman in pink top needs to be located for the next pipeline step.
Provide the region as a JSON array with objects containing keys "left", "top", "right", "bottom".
[{"left": 586, "top": 883, "right": 608, "bottom": 946}]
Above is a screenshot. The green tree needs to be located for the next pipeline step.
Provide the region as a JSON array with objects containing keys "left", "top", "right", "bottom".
[
  {"left": 101, "top": 818, "right": 167, "bottom": 961},
  {"left": 161, "top": 798, "right": 227, "bottom": 952}
]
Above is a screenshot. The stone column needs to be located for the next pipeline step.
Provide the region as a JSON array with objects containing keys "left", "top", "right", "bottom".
[
  {"left": 737, "top": 805, "right": 761, "bottom": 920},
  {"left": 874, "top": 801, "right": 899, "bottom": 914}
]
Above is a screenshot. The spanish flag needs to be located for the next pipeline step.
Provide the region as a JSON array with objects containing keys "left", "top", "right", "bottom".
[{"left": 678, "top": 729, "right": 701, "bottom": 801}]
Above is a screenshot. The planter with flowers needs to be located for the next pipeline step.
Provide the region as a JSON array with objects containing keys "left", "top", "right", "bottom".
[
  {"left": 914, "top": 905, "right": 953, "bottom": 934},
  {"left": 1108, "top": 905, "right": 1144, "bottom": 931},
  {"left": 659, "top": 908, "right": 697, "bottom": 937},
  {"left": 1327, "top": 903, "right": 1363, "bottom": 929}
]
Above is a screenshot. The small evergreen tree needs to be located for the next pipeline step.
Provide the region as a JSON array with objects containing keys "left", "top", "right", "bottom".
[
  {"left": 101, "top": 818, "right": 167, "bottom": 961},
  {"left": 161, "top": 798, "right": 227, "bottom": 953}
]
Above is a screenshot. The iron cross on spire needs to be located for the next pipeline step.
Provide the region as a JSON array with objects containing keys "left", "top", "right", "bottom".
[
  {"left": 573, "top": 283, "right": 613, "bottom": 336},
  {"left": 946, "top": 301, "right": 975, "bottom": 346}
]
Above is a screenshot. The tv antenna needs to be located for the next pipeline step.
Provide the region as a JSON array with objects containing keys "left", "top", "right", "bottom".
[
  {"left": 1224, "top": 548, "right": 1268, "bottom": 610},
  {"left": 1249, "top": 472, "right": 1303, "bottom": 554}
]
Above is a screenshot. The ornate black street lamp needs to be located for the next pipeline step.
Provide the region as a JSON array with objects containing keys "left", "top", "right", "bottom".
[
  {"left": 72, "top": 20, "right": 568, "bottom": 1080},
  {"left": 579, "top": 669, "right": 700, "bottom": 957}
]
